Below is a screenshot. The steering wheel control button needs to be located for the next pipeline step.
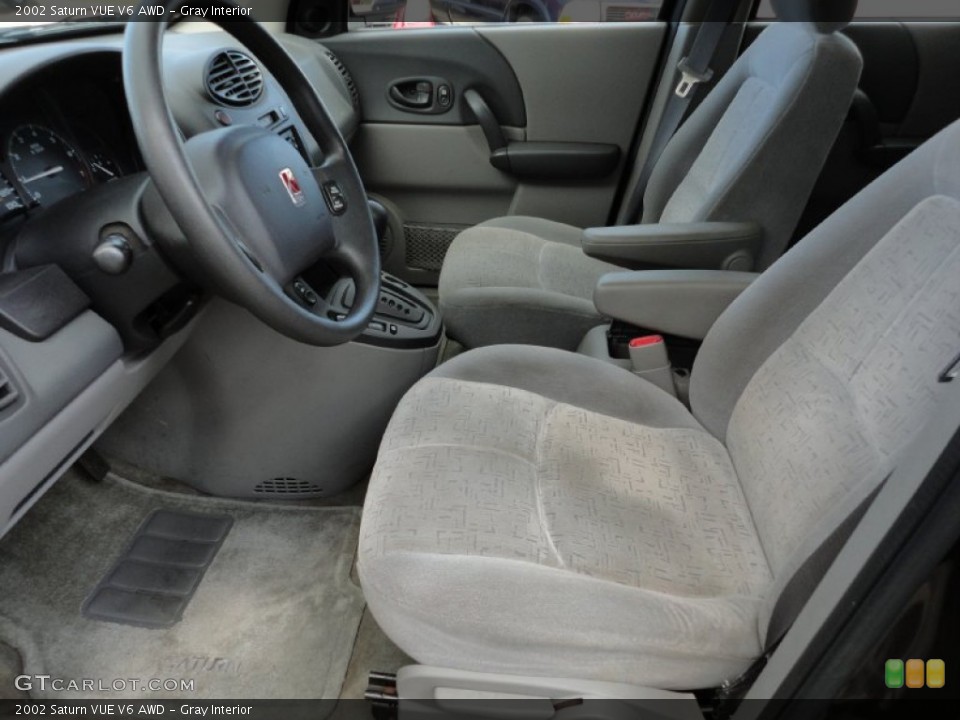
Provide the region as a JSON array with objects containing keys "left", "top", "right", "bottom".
[
  {"left": 292, "top": 279, "right": 318, "bottom": 307},
  {"left": 93, "top": 234, "right": 134, "bottom": 275},
  {"left": 322, "top": 181, "right": 347, "bottom": 215}
]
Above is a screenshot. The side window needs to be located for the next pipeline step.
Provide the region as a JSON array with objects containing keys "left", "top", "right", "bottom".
[
  {"left": 349, "top": 0, "right": 665, "bottom": 29},
  {"left": 756, "top": 0, "right": 960, "bottom": 20}
]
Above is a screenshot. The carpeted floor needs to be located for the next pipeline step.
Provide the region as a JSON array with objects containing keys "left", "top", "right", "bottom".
[
  {"left": 0, "top": 469, "right": 365, "bottom": 700},
  {"left": 340, "top": 609, "right": 412, "bottom": 700}
]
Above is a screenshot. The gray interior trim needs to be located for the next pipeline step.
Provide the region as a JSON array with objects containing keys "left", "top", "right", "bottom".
[
  {"left": 431, "top": 344, "right": 704, "bottom": 430},
  {"left": 582, "top": 221, "right": 762, "bottom": 270},
  {"left": 96, "top": 299, "right": 439, "bottom": 499},
  {"left": 323, "top": 28, "right": 526, "bottom": 127},
  {"left": 737, "top": 382, "right": 960, "bottom": 706},
  {"left": 593, "top": 269, "right": 758, "bottom": 340},
  {"left": 690, "top": 122, "right": 954, "bottom": 439},
  {"left": 0, "top": 312, "right": 201, "bottom": 538},
  {"left": 0, "top": 311, "right": 122, "bottom": 465}
]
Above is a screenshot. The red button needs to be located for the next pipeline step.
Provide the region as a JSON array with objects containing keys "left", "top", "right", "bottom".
[{"left": 629, "top": 335, "right": 664, "bottom": 348}]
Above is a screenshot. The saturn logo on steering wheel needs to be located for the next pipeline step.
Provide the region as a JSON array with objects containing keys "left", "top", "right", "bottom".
[{"left": 279, "top": 168, "right": 306, "bottom": 207}]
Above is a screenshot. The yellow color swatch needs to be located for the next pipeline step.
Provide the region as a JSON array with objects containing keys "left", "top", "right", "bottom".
[
  {"left": 926, "top": 659, "right": 945, "bottom": 689},
  {"left": 905, "top": 659, "right": 925, "bottom": 688}
]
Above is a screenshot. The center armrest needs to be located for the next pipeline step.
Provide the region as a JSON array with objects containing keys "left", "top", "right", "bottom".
[
  {"left": 582, "top": 221, "right": 762, "bottom": 271},
  {"left": 594, "top": 270, "right": 759, "bottom": 340}
]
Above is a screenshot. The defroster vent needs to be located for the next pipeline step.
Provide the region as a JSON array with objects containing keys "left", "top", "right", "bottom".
[{"left": 205, "top": 50, "right": 264, "bottom": 107}]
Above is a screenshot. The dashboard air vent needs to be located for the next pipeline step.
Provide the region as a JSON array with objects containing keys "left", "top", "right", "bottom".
[
  {"left": 322, "top": 49, "right": 361, "bottom": 112},
  {"left": 205, "top": 50, "right": 264, "bottom": 107}
]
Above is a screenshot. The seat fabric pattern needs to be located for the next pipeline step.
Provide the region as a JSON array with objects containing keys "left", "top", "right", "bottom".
[
  {"left": 361, "top": 122, "right": 960, "bottom": 690},
  {"left": 360, "top": 347, "right": 773, "bottom": 689},
  {"left": 438, "top": 218, "right": 620, "bottom": 350},
  {"left": 727, "top": 195, "right": 960, "bottom": 576}
]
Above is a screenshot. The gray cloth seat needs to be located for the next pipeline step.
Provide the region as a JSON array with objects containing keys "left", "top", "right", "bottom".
[
  {"left": 359, "top": 118, "right": 960, "bottom": 689},
  {"left": 439, "top": 0, "right": 864, "bottom": 350}
]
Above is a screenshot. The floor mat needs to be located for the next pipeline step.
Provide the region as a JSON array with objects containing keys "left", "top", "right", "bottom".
[
  {"left": 83, "top": 509, "right": 234, "bottom": 628},
  {"left": 0, "top": 469, "right": 364, "bottom": 700}
]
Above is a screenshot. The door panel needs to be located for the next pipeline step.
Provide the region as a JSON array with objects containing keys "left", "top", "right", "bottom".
[{"left": 325, "top": 23, "right": 667, "bottom": 284}]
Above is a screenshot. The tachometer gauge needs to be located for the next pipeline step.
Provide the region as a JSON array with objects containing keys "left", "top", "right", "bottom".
[
  {"left": 88, "top": 151, "right": 122, "bottom": 183},
  {"left": 7, "top": 125, "right": 92, "bottom": 207}
]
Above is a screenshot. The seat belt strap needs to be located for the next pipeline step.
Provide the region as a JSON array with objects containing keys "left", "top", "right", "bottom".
[{"left": 621, "top": 0, "right": 741, "bottom": 224}]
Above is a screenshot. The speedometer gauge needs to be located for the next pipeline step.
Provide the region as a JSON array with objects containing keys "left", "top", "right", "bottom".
[{"left": 7, "top": 125, "right": 92, "bottom": 207}]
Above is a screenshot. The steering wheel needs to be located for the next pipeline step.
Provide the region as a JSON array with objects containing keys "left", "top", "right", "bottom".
[{"left": 123, "top": 7, "right": 380, "bottom": 346}]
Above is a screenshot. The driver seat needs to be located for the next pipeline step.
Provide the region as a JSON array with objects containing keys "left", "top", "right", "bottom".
[{"left": 358, "top": 119, "right": 960, "bottom": 689}]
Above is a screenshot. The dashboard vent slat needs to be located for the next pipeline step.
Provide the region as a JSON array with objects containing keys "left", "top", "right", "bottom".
[{"left": 205, "top": 50, "right": 264, "bottom": 107}]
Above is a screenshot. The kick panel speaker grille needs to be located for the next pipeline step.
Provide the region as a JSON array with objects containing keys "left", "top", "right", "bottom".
[
  {"left": 205, "top": 50, "right": 264, "bottom": 107},
  {"left": 254, "top": 477, "right": 323, "bottom": 496},
  {"left": 404, "top": 223, "right": 467, "bottom": 271}
]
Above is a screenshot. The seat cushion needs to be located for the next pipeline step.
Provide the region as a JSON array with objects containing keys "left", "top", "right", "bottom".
[
  {"left": 438, "top": 217, "right": 621, "bottom": 350},
  {"left": 359, "top": 346, "right": 772, "bottom": 689}
]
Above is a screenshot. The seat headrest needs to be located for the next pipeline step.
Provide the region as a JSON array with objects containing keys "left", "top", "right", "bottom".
[{"left": 770, "top": 0, "right": 858, "bottom": 33}]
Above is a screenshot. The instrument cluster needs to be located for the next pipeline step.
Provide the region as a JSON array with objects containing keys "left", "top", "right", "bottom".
[{"left": 0, "top": 54, "right": 141, "bottom": 222}]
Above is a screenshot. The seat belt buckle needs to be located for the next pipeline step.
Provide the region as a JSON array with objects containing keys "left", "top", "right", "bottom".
[
  {"left": 628, "top": 335, "right": 677, "bottom": 397},
  {"left": 675, "top": 57, "right": 714, "bottom": 98}
]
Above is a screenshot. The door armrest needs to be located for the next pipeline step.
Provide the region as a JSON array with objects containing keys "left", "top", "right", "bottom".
[
  {"left": 582, "top": 221, "right": 762, "bottom": 271},
  {"left": 594, "top": 270, "right": 759, "bottom": 340}
]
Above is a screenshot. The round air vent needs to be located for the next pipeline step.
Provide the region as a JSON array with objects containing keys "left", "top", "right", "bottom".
[{"left": 205, "top": 50, "right": 264, "bottom": 107}]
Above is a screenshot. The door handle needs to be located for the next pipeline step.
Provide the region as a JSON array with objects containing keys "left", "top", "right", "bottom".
[
  {"left": 389, "top": 80, "right": 434, "bottom": 109},
  {"left": 387, "top": 77, "right": 455, "bottom": 114},
  {"left": 462, "top": 88, "right": 507, "bottom": 152}
]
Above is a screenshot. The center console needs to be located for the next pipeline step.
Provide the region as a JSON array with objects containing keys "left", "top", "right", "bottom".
[
  {"left": 96, "top": 271, "right": 444, "bottom": 501},
  {"left": 329, "top": 272, "right": 443, "bottom": 350}
]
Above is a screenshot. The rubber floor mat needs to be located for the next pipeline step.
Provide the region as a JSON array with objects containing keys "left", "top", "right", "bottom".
[{"left": 82, "top": 510, "right": 233, "bottom": 628}]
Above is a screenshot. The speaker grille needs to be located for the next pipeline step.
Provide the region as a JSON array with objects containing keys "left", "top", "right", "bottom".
[
  {"left": 254, "top": 478, "right": 323, "bottom": 496},
  {"left": 404, "top": 223, "right": 466, "bottom": 271},
  {"left": 205, "top": 50, "right": 264, "bottom": 107},
  {"left": 322, "top": 50, "right": 361, "bottom": 113}
]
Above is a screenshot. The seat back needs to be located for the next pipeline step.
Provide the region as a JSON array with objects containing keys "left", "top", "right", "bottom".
[
  {"left": 690, "top": 119, "right": 960, "bottom": 641},
  {"left": 641, "top": 0, "right": 863, "bottom": 269}
]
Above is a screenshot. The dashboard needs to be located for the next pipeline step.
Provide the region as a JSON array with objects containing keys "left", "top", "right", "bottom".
[
  {"left": 0, "top": 32, "right": 360, "bottom": 228},
  {"left": 0, "top": 54, "right": 141, "bottom": 220},
  {"left": 0, "top": 28, "right": 362, "bottom": 537}
]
